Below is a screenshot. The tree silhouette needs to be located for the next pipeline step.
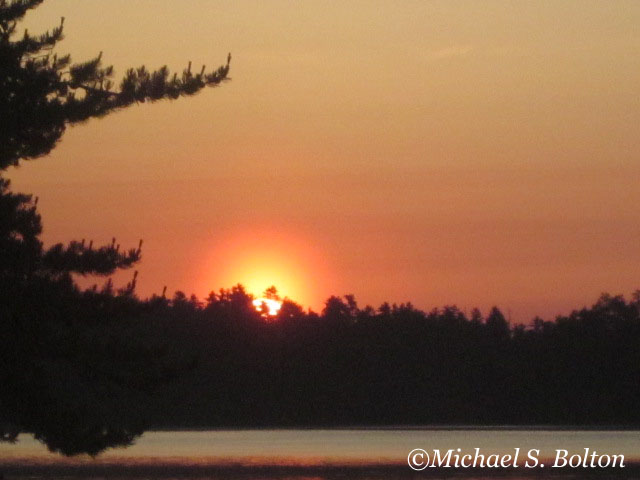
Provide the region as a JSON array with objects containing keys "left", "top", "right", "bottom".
[
  {"left": 0, "top": 0, "right": 230, "bottom": 170},
  {"left": 0, "top": 0, "right": 230, "bottom": 455},
  {"left": 263, "top": 286, "right": 280, "bottom": 301},
  {"left": 485, "top": 306, "right": 510, "bottom": 340}
]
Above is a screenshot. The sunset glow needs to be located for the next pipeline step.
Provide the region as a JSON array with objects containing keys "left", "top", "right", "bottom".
[
  {"left": 252, "top": 298, "right": 283, "bottom": 316},
  {"left": 8, "top": 1, "right": 640, "bottom": 322},
  {"left": 197, "top": 228, "right": 331, "bottom": 311}
]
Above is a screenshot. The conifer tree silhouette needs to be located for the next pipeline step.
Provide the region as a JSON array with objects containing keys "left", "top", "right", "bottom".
[
  {"left": 0, "top": 0, "right": 230, "bottom": 455},
  {"left": 0, "top": 0, "right": 230, "bottom": 170}
]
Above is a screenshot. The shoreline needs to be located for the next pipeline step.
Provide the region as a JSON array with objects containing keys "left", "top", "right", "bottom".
[
  {"left": 1, "top": 460, "right": 639, "bottom": 478},
  {"left": 145, "top": 424, "right": 640, "bottom": 432}
]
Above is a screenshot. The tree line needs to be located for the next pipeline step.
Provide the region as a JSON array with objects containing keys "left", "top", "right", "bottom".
[{"left": 126, "top": 286, "right": 640, "bottom": 430}]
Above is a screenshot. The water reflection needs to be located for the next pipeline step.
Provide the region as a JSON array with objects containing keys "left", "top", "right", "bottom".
[{"left": 1, "top": 429, "right": 639, "bottom": 479}]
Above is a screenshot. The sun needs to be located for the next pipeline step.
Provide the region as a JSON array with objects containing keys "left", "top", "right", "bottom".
[
  {"left": 252, "top": 297, "right": 282, "bottom": 316},
  {"left": 252, "top": 286, "right": 283, "bottom": 317},
  {"left": 199, "top": 227, "right": 331, "bottom": 311}
]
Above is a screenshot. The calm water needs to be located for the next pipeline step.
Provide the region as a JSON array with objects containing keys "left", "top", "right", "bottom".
[{"left": 2, "top": 428, "right": 640, "bottom": 478}]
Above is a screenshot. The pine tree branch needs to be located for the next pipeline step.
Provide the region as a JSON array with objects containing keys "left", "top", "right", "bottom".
[
  {"left": 0, "top": 0, "right": 44, "bottom": 25},
  {"left": 0, "top": 4, "right": 231, "bottom": 170},
  {"left": 42, "top": 239, "right": 143, "bottom": 276}
]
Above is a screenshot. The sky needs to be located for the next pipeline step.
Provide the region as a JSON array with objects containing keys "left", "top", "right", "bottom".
[{"left": 8, "top": 0, "right": 640, "bottom": 321}]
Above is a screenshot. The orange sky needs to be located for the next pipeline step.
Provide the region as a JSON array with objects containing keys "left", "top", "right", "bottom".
[{"left": 8, "top": 1, "right": 640, "bottom": 320}]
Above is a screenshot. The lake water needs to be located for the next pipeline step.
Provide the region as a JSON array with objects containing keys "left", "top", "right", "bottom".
[{"left": 1, "top": 428, "right": 640, "bottom": 478}]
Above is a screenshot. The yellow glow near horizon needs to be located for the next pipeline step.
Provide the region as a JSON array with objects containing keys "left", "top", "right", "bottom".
[
  {"left": 199, "top": 228, "right": 330, "bottom": 311},
  {"left": 252, "top": 297, "right": 283, "bottom": 316},
  {"left": 240, "top": 264, "right": 300, "bottom": 304}
]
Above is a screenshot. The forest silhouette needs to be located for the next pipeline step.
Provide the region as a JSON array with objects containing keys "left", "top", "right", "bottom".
[
  {"left": 1, "top": 0, "right": 639, "bottom": 459},
  {"left": 106, "top": 287, "right": 640, "bottom": 430}
]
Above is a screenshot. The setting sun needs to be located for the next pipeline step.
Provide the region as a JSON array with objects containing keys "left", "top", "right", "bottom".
[
  {"left": 252, "top": 297, "right": 283, "bottom": 316},
  {"left": 198, "top": 227, "right": 332, "bottom": 311}
]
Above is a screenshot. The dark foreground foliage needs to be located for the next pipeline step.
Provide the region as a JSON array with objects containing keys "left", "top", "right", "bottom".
[
  {"left": 0, "top": 177, "right": 192, "bottom": 455},
  {"left": 0, "top": 0, "right": 229, "bottom": 455}
]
